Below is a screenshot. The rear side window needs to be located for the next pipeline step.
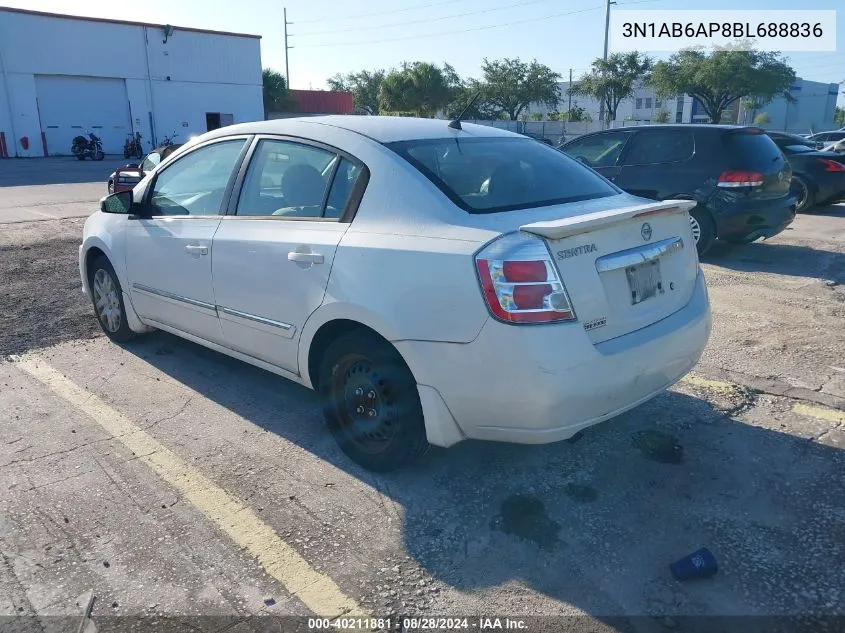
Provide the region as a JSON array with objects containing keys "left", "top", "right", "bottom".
[
  {"left": 387, "top": 137, "right": 619, "bottom": 214},
  {"left": 723, "top": 132, "right": 785, "bottom": 170},
  {"left": 622, "top": 131, "right": 695, "bottom": 165}
]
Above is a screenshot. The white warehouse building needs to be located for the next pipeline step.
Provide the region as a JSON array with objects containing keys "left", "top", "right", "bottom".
[{"left": 0, "top": 7, "right": 264, "bottom": 158}]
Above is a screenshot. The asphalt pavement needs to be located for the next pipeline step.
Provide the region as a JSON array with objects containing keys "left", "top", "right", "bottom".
[{"left": 1, "top": 160, "right": 844, "bottom": 633}]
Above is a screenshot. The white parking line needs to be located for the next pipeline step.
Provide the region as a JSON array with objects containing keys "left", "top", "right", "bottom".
[{"left": 14, "top": 355, "right": 367, "bottom": 619}]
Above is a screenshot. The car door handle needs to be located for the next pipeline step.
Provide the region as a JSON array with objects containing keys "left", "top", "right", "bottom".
[
  {"left": 287, "top": 251, "right": 324, "bottom": 264},
  {"left": 185, "top": 245, "right": 208, "bottom": 255}
]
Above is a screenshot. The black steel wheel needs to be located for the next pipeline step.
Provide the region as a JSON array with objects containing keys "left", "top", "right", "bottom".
[{"left": 319, "top": 331, "right": 428, "bottom": 472}]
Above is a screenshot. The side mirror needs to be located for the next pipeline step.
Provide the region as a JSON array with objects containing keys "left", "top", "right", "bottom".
[{"left": 100, "top": 190, "right": 133, "bottom": 214}]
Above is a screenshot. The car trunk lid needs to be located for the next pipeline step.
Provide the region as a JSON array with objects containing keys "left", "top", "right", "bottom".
[{"left": 520, "top": 199, "right": 698, "bottom": 343}]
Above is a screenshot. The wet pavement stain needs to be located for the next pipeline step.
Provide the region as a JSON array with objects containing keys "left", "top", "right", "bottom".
[
  {"left": 564, "top": 483, "right": 598, "bottom": 503},
  {"left": 632, "top": 429, "right": 684, "bottom": 464},
  {"left": 492, "top": 494, "right": 560, "bottom": 550}
]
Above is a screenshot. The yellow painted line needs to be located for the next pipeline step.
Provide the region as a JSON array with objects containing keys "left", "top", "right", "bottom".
[
  {"left": 793, "top": 403, "right": 845, "bottom": 425},
  {"left": 679, "top": 373, "right": 737, "bottom": 393},
  {"left": 14, "top": 356, "right": 366, "bottom": 619}
]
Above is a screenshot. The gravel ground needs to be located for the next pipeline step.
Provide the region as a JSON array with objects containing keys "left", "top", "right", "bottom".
[
  {"left": 1, "top": 209, "right": 845, "bottom": 630},
  {"left": 0, "top": 219, "right": 100, "bottom": 356}
]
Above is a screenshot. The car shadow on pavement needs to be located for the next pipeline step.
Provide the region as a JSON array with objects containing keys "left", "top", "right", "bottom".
[
  {"left": 124, "top": 331, "right": 845, "bottom": 626},
  {"left": 704, "top": 240, "right": 845, "bottom": 284}
]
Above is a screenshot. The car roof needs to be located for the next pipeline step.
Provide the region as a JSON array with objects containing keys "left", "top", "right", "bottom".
[{"left": 200, "top": 116, "right": 519, "bottom": 144}]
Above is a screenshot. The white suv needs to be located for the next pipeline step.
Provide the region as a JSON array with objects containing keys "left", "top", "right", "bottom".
[{"left": 80, "top": 116, "right": 711, "bottom": 471}]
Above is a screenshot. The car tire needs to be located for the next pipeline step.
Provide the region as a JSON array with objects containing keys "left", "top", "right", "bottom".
[
  {"left": 689, "top": 207, "right": 715, "bottom": 256},
  {"left": 107, "top": 180, "right": 114, "bottom": 194},
  {"left": 88, "top": 255, "right": 136, "bottom": 344},
  {"left": 94, "top": 150, "right": 105, "bottom": 161},
  {"left": 76, "top": 154, "right": 85, "bottom": 161},
  {"left": 318, "top": 330, "right": 429, "bottom": 472},
  {"left": 791, "top": 175, "right": 815, "bottom": 213}
]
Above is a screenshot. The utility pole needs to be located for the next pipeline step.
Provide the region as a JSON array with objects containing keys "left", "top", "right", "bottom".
[
  {"left": 284, "top": 8, "right": 292, "bottom": 88},
  {"left": 568, "top": 68, "right": 573, "bottom": 116},
  {"left": 600, "top": 0, "right": 615, "bottom": 127}
]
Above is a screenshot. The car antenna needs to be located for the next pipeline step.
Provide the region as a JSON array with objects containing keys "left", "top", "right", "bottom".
[{"left": 448, "top": 92, "right": 481, "bottom": 130}]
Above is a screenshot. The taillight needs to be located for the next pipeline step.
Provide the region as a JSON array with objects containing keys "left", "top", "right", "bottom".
[
  {"left": 817, "top": 158, "right": 845, "bottom": 172},
  {"left": 475, "top": 232, "right": 576, "bottom": 324},
  {"left": 717, "top": 171, "right": 765, "bottom": 187}
]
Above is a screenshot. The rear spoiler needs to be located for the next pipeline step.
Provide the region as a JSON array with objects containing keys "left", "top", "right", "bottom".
[{"left": 519, "top": 200, "right": 696, "bottom": 241}]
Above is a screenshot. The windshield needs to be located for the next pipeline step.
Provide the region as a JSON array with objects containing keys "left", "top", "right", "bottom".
[{"left": 386, "top": 137, "right": 619, "bottom": 213}]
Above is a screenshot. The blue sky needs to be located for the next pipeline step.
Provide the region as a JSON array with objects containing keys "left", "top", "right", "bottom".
[{"left": 8, "top": 0, "right": 844, "bottom": 105}]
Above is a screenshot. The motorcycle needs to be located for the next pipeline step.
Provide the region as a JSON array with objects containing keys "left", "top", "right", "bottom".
[
  {"left": 123, "top": 132, "right": 143, "bottom": 159},
  {"left": 71, "top": 131, "right": 105, "bottom": 161},
  {"left": 160, "top": 131, "right": 178, "bottom": 146}
]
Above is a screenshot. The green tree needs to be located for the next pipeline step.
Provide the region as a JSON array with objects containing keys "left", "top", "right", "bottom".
[
  {"left": 650, "top": 49, "right": 795, "bottom": 124},
  {"left": 262, "top": 68, "right": 295, "bottom": 115},
  {"left": 565, "top": 104, "right": 587, "bottom": 122},
  {"left": 569, "top": 52, "right": 653, "bottom": 123},
  {"left": 327, "top": 70, "right": 386, "bottom": 115},
  {"left": 546, "top": 111, "right": 561, "bottom": 121},
  {"left": 379, "top": 62, "right": 457, "bottom": 117},
  {"left": 654, "top": 110, "right": 670, "bottom": 123},
  {"left": 753, "top": 112, "right": 771, "bottom": 125},
  {"left": 475, "top": 58, "right": 560, "bottom": 120},
  {"left": 834, "top": 106, "right": 844, "bottom": 127}
]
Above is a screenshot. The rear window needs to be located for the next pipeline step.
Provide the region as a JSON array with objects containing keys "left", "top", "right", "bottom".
[
  {"left": 386, "top": 137, "right": 619, "bottom": 213},
  {"left": 723, "top": 132, "right": 784, "bottom": 170}
]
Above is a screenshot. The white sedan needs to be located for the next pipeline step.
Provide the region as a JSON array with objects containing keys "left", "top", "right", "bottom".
[{"left": 80, "top": 116, "right": 711, "bottom": 472}]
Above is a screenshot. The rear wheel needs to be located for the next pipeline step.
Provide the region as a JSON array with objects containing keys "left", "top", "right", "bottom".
[
  {"left": 319, "top": 331, "right": 428, "bottom": 472},
  {"left": 791, "top": 175, "right": 814, "bottom": 213},
  {"left": 94, "top": 150, "right": 105, "bottom": 161},
  {"left": 689, "top": 207, "right": 715, "bottom": 256},
  {"left": 88, "top": 256, "right": 136, "bottom": 343}
]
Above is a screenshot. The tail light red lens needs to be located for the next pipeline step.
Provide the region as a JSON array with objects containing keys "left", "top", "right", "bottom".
[
  {"left": 502, "top": 260, "right": 547, "bottom": 282},
  {"left": 475, "top": 232, "right": 576, "bottom": 324},
  {"left": 717, "top": 171, "right": 765, "bottom": 187},
  {"left": 817, "top": 158, "right": 845, "bottom": 172}
]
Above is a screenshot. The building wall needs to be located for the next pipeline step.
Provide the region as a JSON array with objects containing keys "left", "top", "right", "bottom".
[
  {"left": 524, "top": 78, "right": 833, "bottom": 130},
  {"left": 739, "top": 79, "right": 839, "bottom": 134},
  {"left": 0, "top": 8, "right": 262, "bottom": 157}
]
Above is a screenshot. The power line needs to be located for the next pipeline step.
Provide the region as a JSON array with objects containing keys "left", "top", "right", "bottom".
[
  {"left": 292, "top": 0, "right": 473, "bottom": 24},
  {"left": 293, "top": 0, "right": 658, "bottom": 49},
  {"left": 294, "top": 0, "right": 555, "bottom": 37}
]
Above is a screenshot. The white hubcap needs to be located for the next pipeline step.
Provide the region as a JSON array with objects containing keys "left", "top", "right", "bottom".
[
  {"left": 689, "top": 215, "right": 701, "bottom": 244},
  {"left": 92, "top": 268, "right": 121, "bottom": 333}
]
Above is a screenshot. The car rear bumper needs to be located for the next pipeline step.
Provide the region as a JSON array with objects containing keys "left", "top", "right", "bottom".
[
  {"left": 397, "top": 269, "right": 711, "bottom": 445},
  {"left": 712, "top": 195, "right": 796, "bottom": 241}
]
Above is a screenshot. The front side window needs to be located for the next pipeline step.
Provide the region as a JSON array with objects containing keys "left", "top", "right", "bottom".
[
  {"left": 622, "top": 131, "right": 695, "bottom": 165},
  {"left": 149, "top": 139, "right": 246, "bottom": 216},
  {"left": 562, "top": 131, "right": 633, "bottom": 169},
  {"left": 236, "top": 139, "right": 348, "bottom": 218},
  {"left": 388, "top": 137, "right": 619, "bottom": 214}
]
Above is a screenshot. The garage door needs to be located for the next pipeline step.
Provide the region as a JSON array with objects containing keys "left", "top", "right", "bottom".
[{"left": 35, "top": 75, "right": 131, "bottom": 156}]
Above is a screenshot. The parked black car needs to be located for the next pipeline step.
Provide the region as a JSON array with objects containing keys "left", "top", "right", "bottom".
[
  {"left": 560, "top": 125, "right": 796, "bottom": 255},
  {"left": 766, "top": 132, "right": 845, "bottom": 212}
]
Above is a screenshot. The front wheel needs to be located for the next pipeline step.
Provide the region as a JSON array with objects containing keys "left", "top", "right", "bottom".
[
  {"left": 319, "top": 331, "right": 429, "bottom": 472},
  {"left": 689, "top": 207, "right": 716, "bottom": 256},
  {"left": 94, "top": 150, "right": 105, "bottom": 161},
  {"left": 88, "top": 256, "right": 136, "bottom": 343}
]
